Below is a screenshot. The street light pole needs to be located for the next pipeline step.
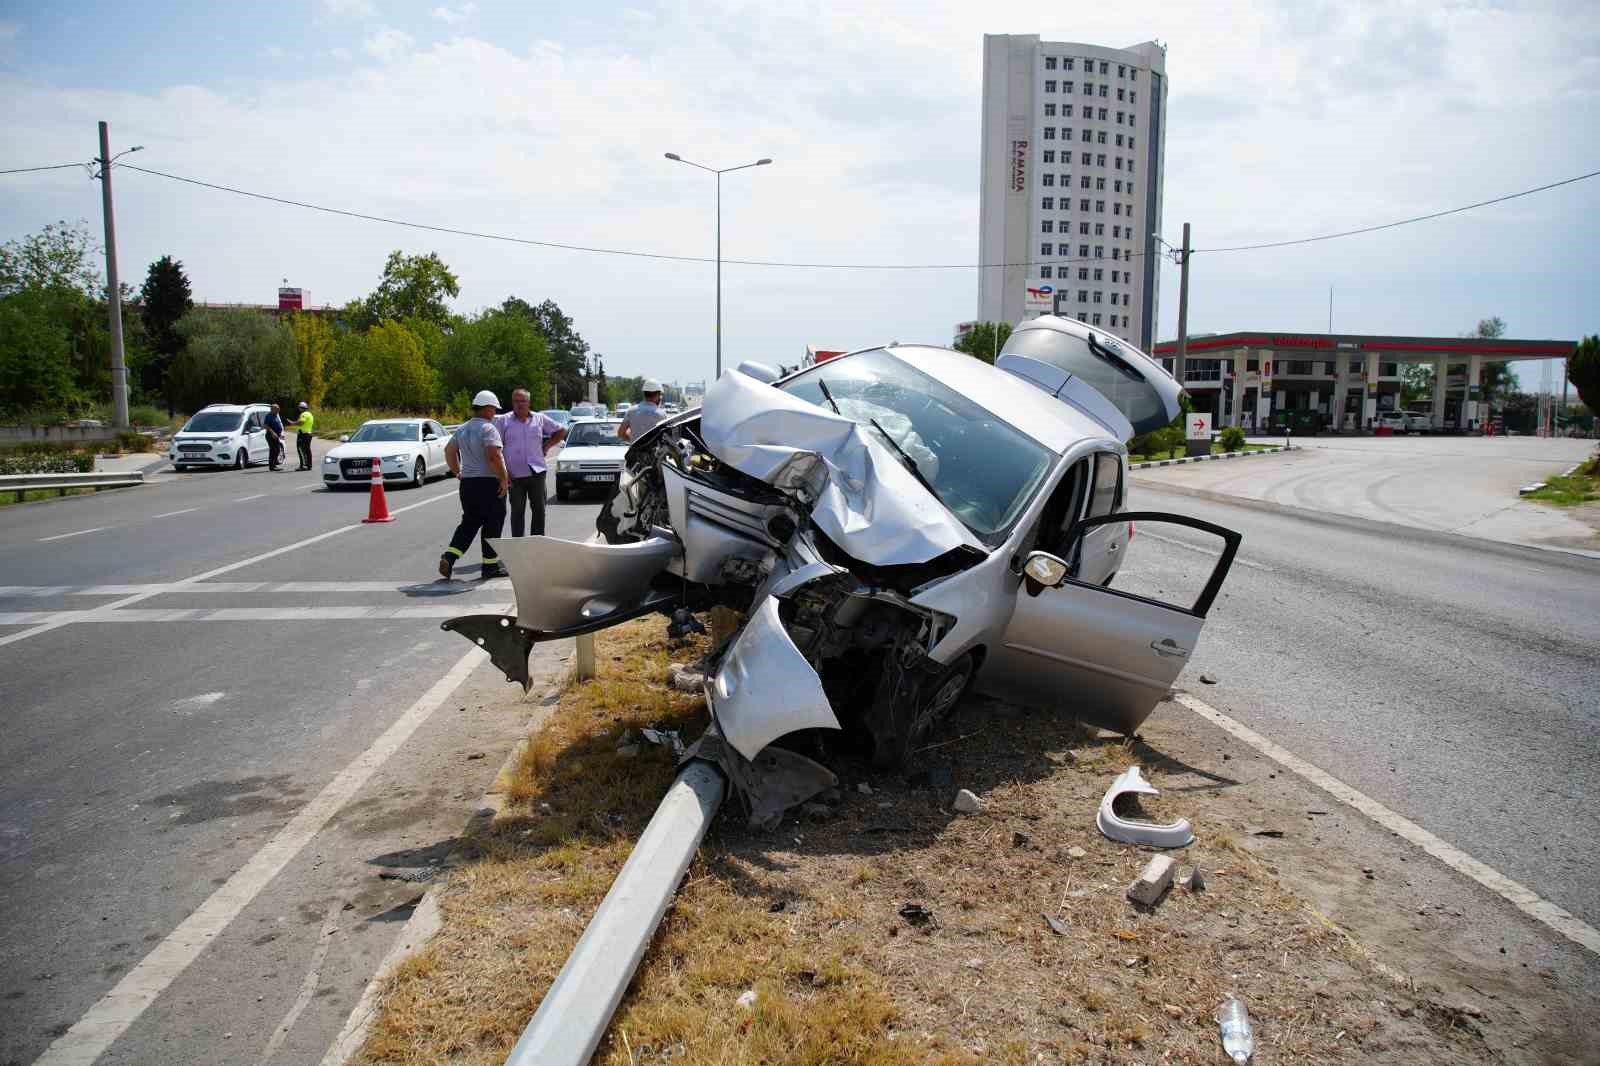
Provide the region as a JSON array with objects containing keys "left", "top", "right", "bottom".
[{"left": 664, "top": 153, "right": 771, "bottom": 381}]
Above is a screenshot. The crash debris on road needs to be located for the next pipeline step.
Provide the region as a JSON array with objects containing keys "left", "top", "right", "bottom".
[{"left": 1096, "top": 764, "right": 1196, "bottom": 848}]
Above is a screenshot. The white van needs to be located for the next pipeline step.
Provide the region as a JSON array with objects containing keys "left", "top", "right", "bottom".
[{"left": 169, "top": 403, "right": 274, "bottom": 470}]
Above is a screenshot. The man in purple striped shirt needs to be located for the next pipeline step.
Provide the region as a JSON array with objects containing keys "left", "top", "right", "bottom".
[{"left": 494, "top": 388, "right": 567, "bottom": 537}]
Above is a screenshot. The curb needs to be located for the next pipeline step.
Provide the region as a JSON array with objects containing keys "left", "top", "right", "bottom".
[
  {"left": 1130, "top": 446, "right": 1285, "bottom": 471},
  {"left": 317, "top": 649, "right": 573, "bottom": 1066}
]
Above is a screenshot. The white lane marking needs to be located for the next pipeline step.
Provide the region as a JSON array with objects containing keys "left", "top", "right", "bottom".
[
  {"left": 235, "top": 494, "right": 268, "bottom": 502},
  {"left": 257, "top": 900, "right": 341, "bottom": 1065},
  {"left": 1174, "top": 691, "right": 1600, "bottom": 957},
  {"left": 37, "top": 527, "right": 109, "bottom": 543},
  {"left": 0, "top": 488, "right": 458, "bottom": 651},
  {"left": 1136, "top": 529, "right": 1275, "bottom": 572},
  {"left": 150, "top": 508, "right": 198, "bottom": 519},
  {"left": 32, "top": 645, "right": 486, "bottom": 1066},
  {"left": 0, "top": 604, "right": 511, "bottom": 625},
  {"left": 173, "top": 691, "right": 226, "bottom": 708},
  {"left": 316, "top": 893, "right": 442, "bottom": 1066}
]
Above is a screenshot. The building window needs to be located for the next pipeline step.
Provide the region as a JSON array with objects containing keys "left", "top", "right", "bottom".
[
  {"left": 1065, "top": 58, "right": 1075, "bottom": 70},
  {"left": 1043, "top": 150, "right": 1055, "bottom": 163},
  {"left": 1062, "top": 128, "right": 1072, "bottom": 140},
  {"left": 1130, "top": 70, "right": 1137, "bottom": 82},
  {"left": 1079, "top": 222, "right": 1089, "bottom": 235},
  {"left": 1095, "top": 177, "right": 1106, "bottom": 190},
  {"left": 1041, "top": 220, "right": 1053, "bottom": 233},
  {"left": 1040, "top": 243, "right": 1052, "bottom": 256},
  {"left": 1118, "top": 87, "right": 1126, "bottom": 101},
  {"left": 1114, "top": 179, "right": 1123, "bottom": 193},
  {"left": 1098, "top": 107, "right": 1108, "bottom": 120},
  {"left": 1128, "top": 159, "right": 1135, "bottom": 173},
  {"left": 1093, "top": 267, "right": 1103, "bottom": 280},
  {"left": 1113, "top": 203, "right": 1122, "bottom": 216},
  {"left": 1096, "top": 199, "right": 1105, "bottom": 212},
  {"left": 1079, "top": 244, "right": 1089, "bottom": 256},
  {"left": 1079, "top": 290, "right": 1089, "bottom": 302},
  {"left": 1040, "top": 265, "right": 1052, "bottom": 278},
  {"left": 1099, "top": 84, "right": 1108, "bottom": 97},
  {"left": 1063, "top": 104, "right": 1074, "bottom": 118},
  {"left": 1079, "top": 175, "right": 1089, "bottom": 189},
  {"left": 1114, "top": 157, "right": 1123, "bottom": 169},
  {"left": 1094, "top": 245, "right": 1104, "bottom": 257},
  {"left": 1045, "top": 80, "right": 1056, "bottom": 93},
  {"left": 1044, "top": 103, "right": 1056, "bottom": 118},
  {"left": 1381, "top": 362, "right": 1399, "bottom": 376},
  {"left": 1099, "top": 60, "right": 1108, "bottom": 74},
  {"left": 1041, "top": 197, "right": 1054, "bottom": 210},
  {"left": 1097, "top": 153, "right": 1107, "bottom": 166},
  {"left": 1112, "top": 225, "right": 1121, "bottom": 238},
  {"left": 1042, "top": 173, "right": 1054, "bottom": 186},
  {"left": 1080, "top": 152, "right": 1091, "bottom": 165},
  {"left": 1080, "top": 129, "right": 1091, "bottom": 142},
  {"left": 1078, "top": 267, "right": 1089, "bottom": 280},
  {"left": 1083, "top": 81, "right": 1093, "bottom": 95},
  {"left": 1092, "top": 313, "right": 1102, "bottom": 325},
  {"left": 1129, "top": 137, "right": 1135, "bottom": 150},
  {"left": 1097, "top": 130, "right": 1107, "bottom": 144},
  {"left": 1079, "top": 198, "right": 1090, "bottom": 210},
  {"left": 1130, "top": 90, "right": 1137, "bottom": 102},
  {"left": 1185, "top": 359, "right": 1224, "bottom": 381},
  {"left": 1116, "top": 111, "right": 1124, "bottom": 124},
  {"left": 1112, "top": 248, "right": 1121, "bottom": 260},
  {"left": 1064, "top": 81, "right": 1074, "bottom": 94},
  {"left": 1045, "top": 128, "right": 1057, "bottom": 141},
  {"left": 1045, "top": 57, "right": 1057, "bottom": 71},
  {"left": 1115, "top": 134, "right": 1124, "bottom": 147}
]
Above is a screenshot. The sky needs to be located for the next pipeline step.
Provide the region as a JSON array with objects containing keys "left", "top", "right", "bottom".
[{"left": 1, "top": 0, "right": 1595, "bottom": 391}]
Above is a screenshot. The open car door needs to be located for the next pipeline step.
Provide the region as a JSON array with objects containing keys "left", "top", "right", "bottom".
[{"left": 980, "top": 512, "right": 1241, "bottom": 736}]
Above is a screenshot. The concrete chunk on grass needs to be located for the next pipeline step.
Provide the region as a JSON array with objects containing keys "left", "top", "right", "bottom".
[{"left": 1127, "top": 854, "right": 1176, "bottom": 907}]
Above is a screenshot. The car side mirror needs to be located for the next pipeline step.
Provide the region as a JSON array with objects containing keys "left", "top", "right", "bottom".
[
  {"left": 1020, "top": 551, "right": 1070, "bottom": 596},
  {"left": 339, "top": 434, "right": 350, "bottom": 442},
  {"left": 423, "top": 434, "right": 438, "bottom": 441}
]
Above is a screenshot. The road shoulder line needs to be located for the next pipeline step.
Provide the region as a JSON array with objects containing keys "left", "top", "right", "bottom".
[
  {"left": 32, "top": 645, "right": 488, "bottom": 1066},
  {"left": 1174, "top": 691, "right": 1600, "bottom": 957}
]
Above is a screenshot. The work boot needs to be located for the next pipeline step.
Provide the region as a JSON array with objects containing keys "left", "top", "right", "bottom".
[
  {"left": 479, "top": 562, "right": 506, "bottom": 580},
  {"left": 438, "top": 554, "right": 455, "bottom": 580}
]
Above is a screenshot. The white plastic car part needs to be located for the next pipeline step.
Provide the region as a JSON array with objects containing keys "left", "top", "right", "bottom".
[
  {"left": 709, "top": 595, "right": 841, "bottom": 760},
  {"left": 1095, "top": 766, "right": 1194, "bottom": 848},
  {"left": 496, "top": 534, "right": 678, "bottom": 632}
]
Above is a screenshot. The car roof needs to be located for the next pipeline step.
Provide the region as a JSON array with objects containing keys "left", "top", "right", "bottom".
[
  {"left": 198, "top": 403, "right": 265, "bottom": 413},
  {"left": 569, "top": 417, "right": 621, "bottom": 425},
  {"left": 361, "top": 417, "right": 425, "bottom": 424},
  {"left": 815, "top": 344, "right": 1118, "bottom": 454}
]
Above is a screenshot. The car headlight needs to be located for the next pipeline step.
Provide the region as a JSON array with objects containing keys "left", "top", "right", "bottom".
[
  {"left": 323, "top": 455, "right": 339, "bottom": 464},
  {"left": 384, "top": 454, "right": 410, "bottom": 463},
  {"left": 558, "top": 460, "right": 574, "bottom": 472}
]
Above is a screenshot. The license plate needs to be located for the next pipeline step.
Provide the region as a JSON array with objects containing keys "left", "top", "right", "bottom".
[{"left": 584, "top": 474, "right": 616, "bottom": 482}]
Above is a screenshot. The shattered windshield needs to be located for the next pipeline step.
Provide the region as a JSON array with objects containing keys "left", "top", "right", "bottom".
[{"left": 779, "top": 349, "right": 1054, "bottom": 543}]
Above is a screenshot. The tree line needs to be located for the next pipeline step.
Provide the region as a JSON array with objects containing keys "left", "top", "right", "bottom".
[{"left": 0, "top": 221, "right": 633, "bottom": 423}]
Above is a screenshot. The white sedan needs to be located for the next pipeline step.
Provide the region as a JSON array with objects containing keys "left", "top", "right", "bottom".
[
  {"left": 322, "top": 418, "right": 452, "bottom": 488},
  {"left": 553, "top": 418, "right": 625, "bottom": 500}
]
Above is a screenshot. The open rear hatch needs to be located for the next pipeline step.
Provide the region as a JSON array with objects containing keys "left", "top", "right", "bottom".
[{"left": 996, "top": 315, "right": 1181, "bottom": 440}]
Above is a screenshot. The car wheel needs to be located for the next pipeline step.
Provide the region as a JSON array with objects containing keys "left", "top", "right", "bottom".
[
  {"left": 234, "top": 449, "right": 246, "bottom": 470},
  {"left": 413, "top": 458, "right": 426, "bottom": 488},
  {"left": 867, "top": 651, "right": 978, "bottom": 768}
]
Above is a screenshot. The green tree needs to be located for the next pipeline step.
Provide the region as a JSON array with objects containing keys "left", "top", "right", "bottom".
[
  {"left": 606, "top": 375, "right": 645, "bottom": 408},
  {"left": 1400, "top": 362, "right": 1435, "bottom": 406},
  {"left": 287, "top": 313, "right": 334, "bottom": 407},
  {"left": 1569, "top": 335, "right": 1600, "bottom": 415},
  {"left": 168, "top": 309, "right": 300, "bottom": 412},
  {"left": 1469, "top": 316, "right": 1519, "bottom": 405},
  {"left": 138, "top": 255, "right": 192, "bottom": 410},
  {"left": 0, "top": 289, "right": 80, "bottom": 415},
  {"left": 501, "top": 297, "right": 589, "bottom": 405},
  {"left": 356, "top": 250, "right": 459, "bottom": 328},
  {"left": 332, "top": 321, "right": 436, "bottom": 410},
  {"left": 0, "top": 220, "right": 101, "bottom": 297},
  {"left": 951, "top": 321, "right": 1012, "bottom": 364},
  {"left": 435, "top": 309, "right": 550, "bottom": 408}
]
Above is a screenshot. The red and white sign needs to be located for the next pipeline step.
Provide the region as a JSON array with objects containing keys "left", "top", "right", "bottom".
[
  {"left": 1010, "top": 140, "right": 1028, "bottom": 192},
  {"left": 1185, "top": 412, "right": 1212, "bottom": 441},
  {"left": 278, "top": 287, "right": 304, "bottom": 311},
  {"left": 1023, "top": 280, "right": 1055, "bottom": 313}
]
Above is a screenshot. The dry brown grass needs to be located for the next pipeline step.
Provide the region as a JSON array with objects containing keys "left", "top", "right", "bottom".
[{"left": 354, "top": 624, "right": 1491, "bottom": 1065}]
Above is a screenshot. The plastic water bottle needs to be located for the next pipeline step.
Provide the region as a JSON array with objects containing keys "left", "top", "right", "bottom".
[{"left": 1216, "top": 996, "right": 1254, "bottom": 1064}]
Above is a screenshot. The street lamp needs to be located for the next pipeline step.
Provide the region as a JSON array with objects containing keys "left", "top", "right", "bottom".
[{"left": 664, "top": 152, "right": 772, "bottom": 380}]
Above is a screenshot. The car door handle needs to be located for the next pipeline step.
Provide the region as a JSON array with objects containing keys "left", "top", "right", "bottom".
[
  {"left": 1150, "top": 638, "right": 1189, "bottom": 658},
  {"left": 1106, "top": 542, "right": 1120, "bottom": 553}
]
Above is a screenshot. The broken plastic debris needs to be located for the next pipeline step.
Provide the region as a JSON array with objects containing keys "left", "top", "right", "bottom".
[
  {"left": 1096, "top": 766, "right": 1195, "bottom": 848},
  {"left": 639, "top": 727, "right": 686, "bottom": 759}
]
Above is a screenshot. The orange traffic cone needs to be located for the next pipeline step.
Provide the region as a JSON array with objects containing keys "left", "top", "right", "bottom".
[{"left": 362, "top": 457, "right": 395, "bottom": 523}]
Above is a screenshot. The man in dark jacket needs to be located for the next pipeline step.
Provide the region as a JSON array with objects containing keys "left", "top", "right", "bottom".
[{"left": 264, "top": 404, "right": 286, "bottom": 471}]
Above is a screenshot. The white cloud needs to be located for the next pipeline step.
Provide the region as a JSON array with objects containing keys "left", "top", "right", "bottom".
[
  {"left": 1, "top": 1, "right": 1595, "bottom": 388},
  {"left": 362, "top": 27, "right": 414, "bottom": 62},
  {"left": 431, "top": 3, "right": 479, "bottom": 25},
  {"left": 322, "top": 0, "right": 376, "bottom": 17}
]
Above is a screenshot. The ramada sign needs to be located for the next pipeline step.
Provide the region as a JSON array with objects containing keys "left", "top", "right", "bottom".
[{"left": 1010, "top": 140, "right": 1028, "bottom": 192}]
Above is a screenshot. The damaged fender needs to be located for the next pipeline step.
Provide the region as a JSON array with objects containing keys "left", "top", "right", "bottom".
[
  {"left": 1096, "top": 766, "right": 1195, "bottom": 848},
  {"left": 709, "top": 594, "right": 841, "bottom": 761}
]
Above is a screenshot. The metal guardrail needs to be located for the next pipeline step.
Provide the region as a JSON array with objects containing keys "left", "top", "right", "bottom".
[
  {"left": 505, "top": 760, "right": 727, "bottom": 1066},
  {"left": 0, "top": 470, "right": 145, "bottom": 502}
]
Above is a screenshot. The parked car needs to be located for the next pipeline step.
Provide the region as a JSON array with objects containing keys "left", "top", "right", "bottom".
[
  {"left": 1404, "top": 412, "right": 1432, "bottom": 433},
  {"left": 169, "top": 403, "right": 273, "bottom": 470},
  {"left": 321, "top": 418, "right": 451, "bottom": 488},
  {"left": 1376, "top": 410, "right": 1410, "bottom": 434},
  {"left": 552, "top": 418, "right": 626, "bottom": 500},
  {"left": 542, "top": 409, "right": 572, "bottom": 428},
  {"left": 445, "top": 317, "right": 1241, "bottom": 822}
]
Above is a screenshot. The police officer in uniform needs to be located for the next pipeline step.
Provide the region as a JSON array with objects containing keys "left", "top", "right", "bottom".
[{"left": 440, "top": 391, "right": 512, "bottom": 580}]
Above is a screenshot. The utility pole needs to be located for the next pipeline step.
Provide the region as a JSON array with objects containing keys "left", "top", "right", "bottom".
[
  {"left": 1175, "top": 222, "right": 1191, "bottom": 371},
  {"left": 97, "top": 121, "right": 130, "bottom": 429}
]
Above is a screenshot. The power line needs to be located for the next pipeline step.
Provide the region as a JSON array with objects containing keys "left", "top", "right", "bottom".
[
  {"left": 1198, "top": 169, "right": 1600, "bottom": 253},
  {"left": 0, "top": 162, "right": 87, "bottom": 175},
  {"left": 116, "top": 162, "right": 1150, "bottom": 271}
]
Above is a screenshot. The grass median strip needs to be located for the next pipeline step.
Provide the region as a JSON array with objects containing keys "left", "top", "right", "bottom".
[{"left": 352, "top": 623, "right": 1492, "bottom": 1065}]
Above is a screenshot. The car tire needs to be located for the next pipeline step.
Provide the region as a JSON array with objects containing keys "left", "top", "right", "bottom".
[
  {"left": 413, "top": 458, "right": 426, "bottom": 488},
  {"left": 233, "top": 449, "right": 246, "bottom": 470},
  {"left": 867, "top": 651, "right": 978, "bottom": 768}
]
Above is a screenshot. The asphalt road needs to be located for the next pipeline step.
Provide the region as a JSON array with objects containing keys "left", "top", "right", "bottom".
[
  {"left": 1122, "top": 477, "right": 1600, "bottom": 926},
  {"left": 2, "top": 452, "right": 1596, "bottom": 1064},
  {"left": 0, "top": 457, "right": 607, "bottom": 1066}
]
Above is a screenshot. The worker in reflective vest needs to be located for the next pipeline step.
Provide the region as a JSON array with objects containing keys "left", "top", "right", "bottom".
[{"left": 290, "top": 401, "right": 315, "bottom": 470}]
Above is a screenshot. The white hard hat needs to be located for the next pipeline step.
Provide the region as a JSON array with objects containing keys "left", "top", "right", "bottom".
[
  {"left": 298, "top": 401, "right": 308, "bottom": 409},
  {"left": 642, "top": 379, "right": 663, "bottom": 393},
  {"left": 472, "top": 389, "right": 501, "bottom": 409}
]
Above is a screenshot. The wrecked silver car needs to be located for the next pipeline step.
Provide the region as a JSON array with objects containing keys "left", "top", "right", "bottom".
[{"left": 445, "top": 315, "right": 1241, "bottom": 815}]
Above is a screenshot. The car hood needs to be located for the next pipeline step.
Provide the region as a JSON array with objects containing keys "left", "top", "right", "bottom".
[
  {"left": 699, "top": 368, "right": 982, "bottom": 567},
  {"left": 327, "top": 441, "right": 421, "bottom": 460},
  {"left": 559, "top": 445, "right": 628, "bottom": 464}
]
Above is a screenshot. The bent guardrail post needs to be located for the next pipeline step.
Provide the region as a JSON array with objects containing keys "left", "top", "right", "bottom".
[
  {"left": 504, "top": 760, "right": 726, "bottom": 1066},
  {"left": 574, "top": 632, "right": 596, "bottom": 681}
]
